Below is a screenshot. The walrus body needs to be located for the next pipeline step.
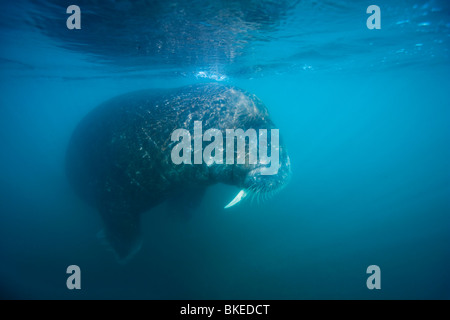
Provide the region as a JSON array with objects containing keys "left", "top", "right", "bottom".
[{"left": 66, "top": 83, "right": 290, "bottom": 261}]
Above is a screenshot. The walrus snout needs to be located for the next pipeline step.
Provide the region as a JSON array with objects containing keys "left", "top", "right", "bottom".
[
  {"left": 248, "top": 153, "right": 291, "bottom": 195},
  {"left": 225, "top": 150, "right": 291, "bottom": 208}
]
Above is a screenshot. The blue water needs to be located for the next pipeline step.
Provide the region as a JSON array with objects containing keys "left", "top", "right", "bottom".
[{"left": 1, "top": 0, "right": 449, "bottom": 299}]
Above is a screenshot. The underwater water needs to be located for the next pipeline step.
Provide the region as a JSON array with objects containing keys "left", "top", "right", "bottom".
[{"left": 0, "top": 0, "right": 449, "bottom": 299}]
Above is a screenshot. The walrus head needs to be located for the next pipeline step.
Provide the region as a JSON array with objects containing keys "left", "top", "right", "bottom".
[{"left": 184, "top": 85, "right": 292, "bottom": 208}]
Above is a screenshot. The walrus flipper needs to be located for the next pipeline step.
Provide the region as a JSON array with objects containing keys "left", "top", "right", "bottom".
[{"left": 98, "top": 206, "right": 142, "bottom": 263}]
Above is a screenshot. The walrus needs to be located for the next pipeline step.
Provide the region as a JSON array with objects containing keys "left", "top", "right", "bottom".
[{"left": 66, "top": 83, "right": 291, "bottom": 261}]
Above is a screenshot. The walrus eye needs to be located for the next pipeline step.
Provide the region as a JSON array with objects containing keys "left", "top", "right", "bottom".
[{"left": 224, "top": 189, "right": 248, "bottom": 209}]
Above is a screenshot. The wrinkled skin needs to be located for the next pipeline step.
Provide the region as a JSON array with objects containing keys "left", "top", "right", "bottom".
[{"left": 66, "top": 83, "right": 291, "bottom": 261}]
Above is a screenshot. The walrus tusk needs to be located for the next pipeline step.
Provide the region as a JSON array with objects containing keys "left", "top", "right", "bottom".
[{"left": 224, "top": 189, "right": 248, "bottom": 209}]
